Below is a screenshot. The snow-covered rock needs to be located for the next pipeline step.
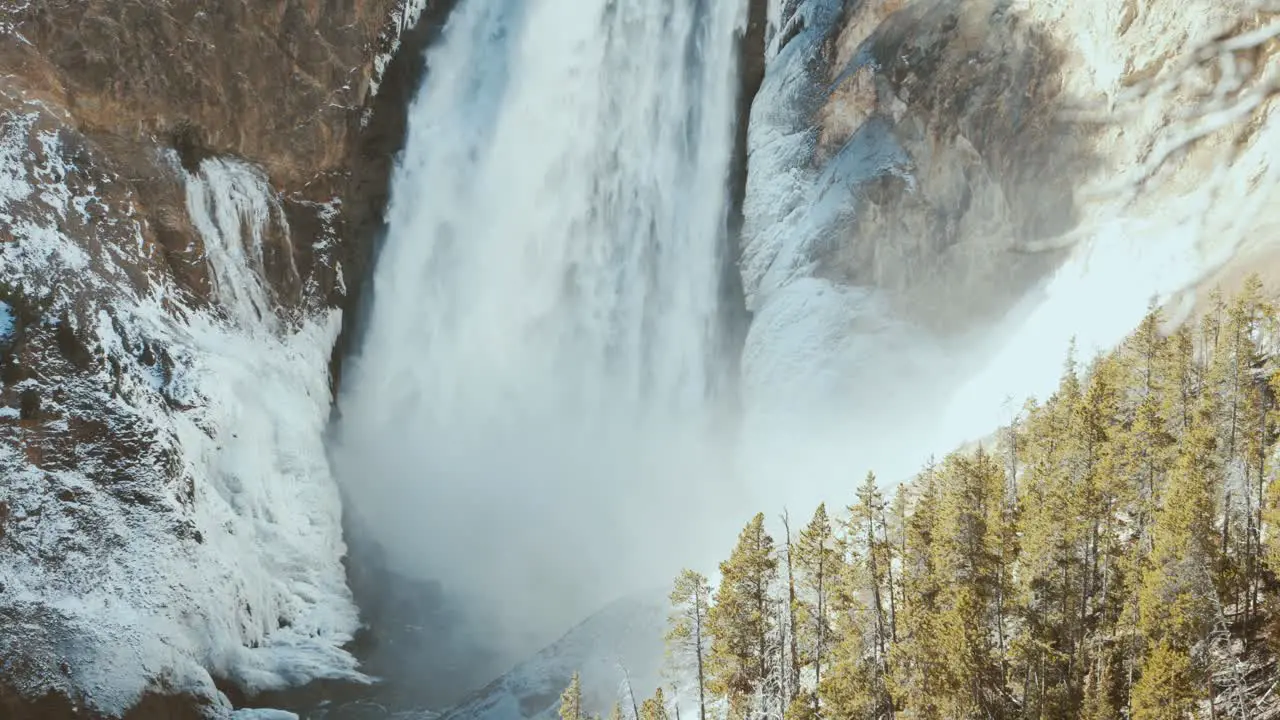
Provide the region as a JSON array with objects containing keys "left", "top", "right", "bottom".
[
  {"left": 0, "top": 1, "right": 437, "bottom": 716},
  {"left": 739, "top": 0, "right": 1280, "bottom": 486},
  {"left": 0, "top": 98, "right": 360, "bottom": 715},
  {"left": 435, "top": 591, "right": 668, "bottom": 720}
]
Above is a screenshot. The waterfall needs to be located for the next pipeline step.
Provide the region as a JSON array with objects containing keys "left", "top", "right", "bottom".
[
  {"left": 184, "top": 158, "right": 284, "bottom": 331},
  {"left": 333, "top": 0, "right": 748, "bottom": 655},
  {"left": 179, "top": 158, "right": 359, "bottom": 691}
]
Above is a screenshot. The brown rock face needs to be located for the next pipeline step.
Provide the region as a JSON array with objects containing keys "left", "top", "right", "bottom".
[
  {"left": 817, "top": 0, "right": 1097, "bottom": 333},
  {"left": 11, "top": 0, "right": 394, "bottom": 188},
  {"left": 0, "top": 2, "right": 432, "bottom": 718},
  {"left": 1, "top": 1, "right": 413, "bottom": 326}
]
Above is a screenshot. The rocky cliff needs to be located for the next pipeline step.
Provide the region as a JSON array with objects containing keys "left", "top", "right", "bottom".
[
  {"left": 747, "top": 0, "right": 1278, "bottom": 339},
  {"left": 738, "top": 0, "right": 1280, "bottom": 494},
  {"left": 0, "top": 2, "right": 438, "bottom": 717}
]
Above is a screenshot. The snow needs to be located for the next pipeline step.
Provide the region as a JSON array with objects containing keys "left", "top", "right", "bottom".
[
  {"left": 738, "top": 0, "right": 944, "bottom": 499},
  {"left": 0, "top": 1, "right": 29, "bottom": 39},
  {"left": 0, "top": 111, "right": 37, "bottom": 206},
  {"left": 0, "top": 0, "right": 1273, "bottom": 714},
  {"left": 0, "top": 95, "right": 359, "bottom": 716},
  {"left": 150, "top": 159, "right": 360, "bottom": 696},
  {"left": 184, "top": 159, "right": 285, "bottom": 331},
  {"left": 437, "top": 591, "right": 668, "bottom": 720},
  {"left": 231, "top": 710, "right": 300, "bottom": 720},
  {"left": 156, "top": 301, "right": 359, "bottom": 694},
  {"left": 751, "top": 117, "right": 912, "bottom": 307},
  {"left": 740, "top": 0, "right": 852, "bottom": 309}
]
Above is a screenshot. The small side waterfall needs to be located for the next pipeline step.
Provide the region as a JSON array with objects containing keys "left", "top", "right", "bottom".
[
  {"left": 179, "top": 158, "right": 359, "bottom": 690},
  {"left": 184, "top": 158, "right": 285, "bottom": 330}
]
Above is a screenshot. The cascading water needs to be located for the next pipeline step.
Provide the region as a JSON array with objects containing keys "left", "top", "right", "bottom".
[{"left": 333, "top": 0, "right": 748, "bottom": 656}]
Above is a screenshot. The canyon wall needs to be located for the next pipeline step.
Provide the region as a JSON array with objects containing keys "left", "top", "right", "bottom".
[{"left": 0, "top": 2, "right": 433, "bottom": 716}]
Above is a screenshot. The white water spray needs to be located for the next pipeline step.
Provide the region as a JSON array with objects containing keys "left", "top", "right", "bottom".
[{"left": 334, "top": 0, "right": 748, "bottom": 656}]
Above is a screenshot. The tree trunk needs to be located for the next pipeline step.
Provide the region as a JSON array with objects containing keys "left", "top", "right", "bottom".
[
  {"left": 695, "top": 592, "right": 707, "bottom": 720},
  {"left": 781, "top": 512, "right": 800, "bottom": 701},
  {"left": 622, "top": 664, "right": 641, "bottom": 720},
  {"left": 867, "top": 518, "right": 886, "bottom": 665},
  {"left": 1251, "top": 389, "right": 1268, "bottom": 644},
  {"left": 880, "top": 507, "right": 899, "bottom": 644},
  {"left": 815, "top": 545, "right": 825, "bottom": 694}
]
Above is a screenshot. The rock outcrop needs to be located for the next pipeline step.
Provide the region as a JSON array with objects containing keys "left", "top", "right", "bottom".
[
  {"left": 0, "top": 2, "right": 436, "bottom": 717},
  {"left": 748, "top": 0, "right": 1089, "bottom": 334},
  {"left": 737, "top": 0, "right": 1279, "bottom": 499},
  {"left": 746, "top": 0, "right": 1278, "bottom": 338}
]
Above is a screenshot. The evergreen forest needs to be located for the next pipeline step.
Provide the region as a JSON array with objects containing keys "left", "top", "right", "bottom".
[{"left": 562, "top": 278, "right": 1280, "bottom": 720}]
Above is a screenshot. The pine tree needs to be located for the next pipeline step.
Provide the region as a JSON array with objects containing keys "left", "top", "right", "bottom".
[
  {"left": 1079, "top": 358, "right": 1131, "bottom": 719},
  {"left": 1107, "top": 308, "right": 1179, "bottom": 714},
  {"left": 639, "top": 688, "right": 670, "bottom": 720},
  {"left": 842, "top": 472, "right": 897, "bottom": 719},
  {"left": 1130, "top": 641, "right": 1198, "bottom": 720},
  {"left": 932, "top": 450, "right": 1008, "bottom": 719},
  {"left": 1265, "top": 366, "right": 1280, "bottom": 616},
  {"left": 783, "top": 690, "right": 820, "bottom": 720},
  {"left": 1081, "top": 648, "right": 1122, "bottom": 720},
  {"left": 667, "top": 569, "right": 712, "bottom": 720},
  {"left": 1136, "top": 398, "right": 1217, "bottom": 694},
  {"left": 888, "top": 485, "right": 910, "bottom": 644},
  {"left": 780, "top": 511, "right": 802, "bottom": 703},
  {"left": 818, "top": 632, "right": 880, "bottom": 720},
  {"left": 663, "top": 281, "right": 1280, "bottom": 720},
  {"left": 1201, "top": 278, "right": 1276, "bottom": 632},
  {"left": 794, "top": 503, "right": 837, "bottom": 693},
  {"left": 1013, "top": 350, "right": 1125, "bottom": 717},
  {"left": 1197, "top": 288, "right": 1235, "bottom": 598},
  {"left": 1120, "top": 307, "right": 1177, "bottom": 556},
  {"left": 708, "top": 513, "right": 778, "bottom": 719},
  {"left": 891, "top": 463, "right": 945, "bottom": 720},
  {"left": 848, "top": 474, "right": 892, "bottom": 667},
  {"left": 560, "top": 673, "right": 585, "bottom": 720},
  {"left": 1163, "top": 322, "right": 1198, "bottom": 434},
  {"left": 1233, "top": 275, "right": 1274, "bottom": 636}
]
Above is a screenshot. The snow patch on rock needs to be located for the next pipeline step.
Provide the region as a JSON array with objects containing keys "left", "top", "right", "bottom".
[
  {"left": 231, "top": 710, "right": 301, "bottom": 720},
  {"left": 366, "top": 0, "right": 434, "bottom": 108},
  {"left": 740, "top": 0, "right": 854, "bottom": 310},
  {"left": 0, "top": 97, "right": 360, "bottom": 716}
]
